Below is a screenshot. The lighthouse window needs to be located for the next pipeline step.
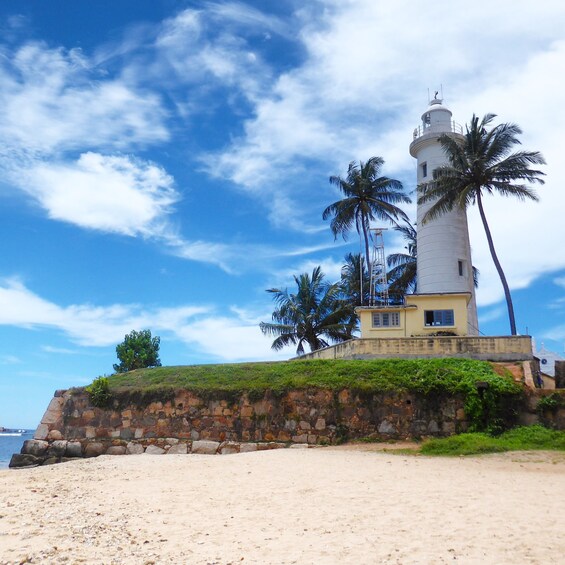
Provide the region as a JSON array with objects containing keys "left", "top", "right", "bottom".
[
  {"left": 373, "top": 312, "right": 400, "bottom": 328},
  {"left": 421, "top": 162, "right": 428, "bottom": 178},
  {"left": 424, "top": 309, "right": 454, "bottom": 327},
  {"left": 458, "top": 260, "right": 464, "bottom": 276}
]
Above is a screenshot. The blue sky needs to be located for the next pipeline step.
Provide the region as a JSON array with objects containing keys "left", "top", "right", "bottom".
[{"left": 1, "top": 0, "right": 565, "bottom": 428}]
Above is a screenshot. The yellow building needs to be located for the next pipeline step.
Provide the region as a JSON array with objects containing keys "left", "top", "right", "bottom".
[{"left": 357, "top": 292, "right": 472, "bottom": 339}]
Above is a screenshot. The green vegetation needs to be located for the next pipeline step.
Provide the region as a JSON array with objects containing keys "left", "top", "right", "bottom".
[
  {"left": 322, "top": 156, "right": 410, "bottom": 278},
  {"left": 113, "top": 329, "right": 162, "bottom": 373},
  {"left": 421, "top": 425, "right": 565, "bottom": 456},
  {"left": 537, "top": 392, "right": 565, "bottom": 413},
  {"left": 101, "top": 358, "right": 521, "bottom": 431},
  {"left": 85, "top": 376, "right": 111, "bottom": 408},
  {"left": 260, "top": 267, "right": 357, "bottom": 354}
]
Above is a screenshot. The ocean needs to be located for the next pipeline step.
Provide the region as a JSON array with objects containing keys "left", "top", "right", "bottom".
[{"left": 0, "top": 431, "right": 33, "bottom": 469}]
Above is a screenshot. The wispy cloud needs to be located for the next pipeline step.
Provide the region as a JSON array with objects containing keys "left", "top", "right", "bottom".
[
  {"left": 0, "top": 278, "right": 291, "bottom": 361},
  {"left": 17, "top": 152, "right": 178, "bottom": 237}
]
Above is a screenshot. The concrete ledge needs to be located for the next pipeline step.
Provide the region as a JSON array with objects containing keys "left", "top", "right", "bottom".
[{"left": 295, "top": 336, "right": 533, "bottom": 362}]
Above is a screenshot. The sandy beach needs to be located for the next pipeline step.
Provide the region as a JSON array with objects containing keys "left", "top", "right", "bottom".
[{"left": 1, "top": 446, "right": 564, "bottom": 564}]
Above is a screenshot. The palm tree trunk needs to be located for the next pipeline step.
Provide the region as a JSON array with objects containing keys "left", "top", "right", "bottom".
[
  {"left": 476, "top": 192, "right": 517, "bottom": 335},
  {"left": 362, "top": 223, "right": 371, "bottom": 305}
]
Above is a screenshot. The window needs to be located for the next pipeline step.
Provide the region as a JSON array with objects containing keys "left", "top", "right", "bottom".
[
  {"left": 458, "top": 260, "right": 464, "bottom": 276},
  {"left": 421, "top": 162, "right": 428, "bottom": 178},
  {"left": 424, "top": 309, "right": 454, "bottom": 327},
  {"left": 372, "top": 311, "right": 400, "bottom": 328}
]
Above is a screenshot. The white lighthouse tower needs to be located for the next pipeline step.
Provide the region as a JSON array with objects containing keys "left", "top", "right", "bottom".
[{"left": 409, "top": 96, "right": 478, "bottom": 335}]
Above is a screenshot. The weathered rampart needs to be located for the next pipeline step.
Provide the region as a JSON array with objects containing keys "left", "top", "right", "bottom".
[{"left": 12, "top": 387, "right": 472, "bottom": 467}]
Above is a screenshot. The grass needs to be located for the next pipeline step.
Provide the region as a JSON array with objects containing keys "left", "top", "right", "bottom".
[
  {"left": 420, "top": 425, "right": 565, "bottom": 456},
  {"left": 103, "top": 358, "right": 520, "bottom": 398}
]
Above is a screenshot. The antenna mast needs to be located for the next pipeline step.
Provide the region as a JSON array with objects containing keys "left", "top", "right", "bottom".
[{"left": 369, "top": 228, "right": 389, "bottom": 306}]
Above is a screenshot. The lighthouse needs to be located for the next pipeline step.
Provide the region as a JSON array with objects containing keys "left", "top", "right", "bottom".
[
  {"left": 355, "top": 95, "right": 480, "bottom": 340},
  {"left": 409, "top": 97, "right": 479, "bottom": 335}
]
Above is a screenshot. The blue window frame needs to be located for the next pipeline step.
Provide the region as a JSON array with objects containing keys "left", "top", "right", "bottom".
[{"left": 424, "top": 309, "right": 454, "bottom": 327}]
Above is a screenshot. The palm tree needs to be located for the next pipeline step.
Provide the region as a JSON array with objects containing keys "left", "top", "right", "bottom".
[
  {"left": 322, "top": 157, "right": 411, "bottom": 277},
  {"left": 386, "top": 222, "right": 418, "bottom": 302},
  {"left": 260, "top": 267, "right": 356, "bottom": 355},
  {"left": 340, "top": 252, "right": 370, "bottom": 307},
  {"left": 418, "top": 113, "right": 545, "bottom": 335}
]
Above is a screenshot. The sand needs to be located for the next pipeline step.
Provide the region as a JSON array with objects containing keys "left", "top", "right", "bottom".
[{"left": 1, "top": 446, "right": 564, "bottom": 564}]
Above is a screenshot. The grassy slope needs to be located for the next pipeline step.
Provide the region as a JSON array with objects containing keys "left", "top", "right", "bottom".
[
  {"left": 105, "top": 358, "right": 521, "bottom": 397},
  {"left": 420, "top": 425, "right": 565, "bottom": 455}
]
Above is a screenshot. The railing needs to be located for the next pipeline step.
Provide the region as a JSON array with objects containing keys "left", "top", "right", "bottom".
[{"left": 412, "top": 120, "right": 463, "bottom": 140}]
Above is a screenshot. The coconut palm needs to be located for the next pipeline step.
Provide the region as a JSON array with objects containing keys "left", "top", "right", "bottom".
[
  {"left": 340, "top": 252, "right": 370, "bottom": 307},
  {"left": 386, "top": 222, "right": 418, "bottom": 302},
  {"left": 260, "top": 267, "right": 356, "bottom": 355},
  {"left": 418, "top": 113, "right": 545, "bottom": 335},
  {"left": 322, "top": 157, "right": 411, "bottom": 275}
]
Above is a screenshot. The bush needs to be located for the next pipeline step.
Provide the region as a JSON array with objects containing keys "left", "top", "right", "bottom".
[
  {"left": 421, "top": 425, "right": 565, "bottom": 456},
  {"left": 86, "top": 376, "right": 111, "bottom": 408},
  {"left": 113, "top": 329, "right": 162, "bottom": 373}
]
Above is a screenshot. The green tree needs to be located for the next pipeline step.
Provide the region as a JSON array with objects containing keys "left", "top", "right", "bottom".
[
  {"left": 260, "top": 267, "right": 356, "bottom": 355},
  {"left": 322, "top": 157, "right": 411, "bottom": 276},
  {"left": 386, "top": 221, "right": 418, "bottom": 302},
  {"left": 418, "top": 114, "right": 545, "bottom": 335},
  {"left": 113, "top": 329, "right": 162, "bottom": 373},
  {"left": 340, "top": 252, "right": 370, "bottom": 307}
]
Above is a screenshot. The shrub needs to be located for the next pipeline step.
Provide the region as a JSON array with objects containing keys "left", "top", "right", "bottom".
[{"left": 86, "top": 376, "right": 111, "bottom": 408}]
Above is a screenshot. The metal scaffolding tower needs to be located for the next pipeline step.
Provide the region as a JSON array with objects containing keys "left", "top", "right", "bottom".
[{"left": 369, "top": 228, "right": 389, "bottom": 306}]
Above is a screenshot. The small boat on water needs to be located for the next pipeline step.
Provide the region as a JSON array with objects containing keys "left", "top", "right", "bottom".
[{"left": 0, "top": 428, "right": 27, "bottom": 437}]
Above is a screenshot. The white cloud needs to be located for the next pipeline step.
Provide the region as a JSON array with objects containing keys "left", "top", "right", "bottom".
[
  {"left": 18, "top": 152, "right": 178, "bottom": 237},
  {"left": 0, "top": 278, "right": 291, "bottom": 361},
  {"left": 203, "top": 0, "right": 565, "bottom": 304},
  {"left": 553, "top": 277, "right": 565, "bottom": 289},
  {"left": 40, "top": 346, "right": 78, "bottom": 355},
  {"left": 0, "top": 42, "right": 168, "bottom": 156},
  {"left": 0, "top": 354, "right": 21, "bottom": 365}
]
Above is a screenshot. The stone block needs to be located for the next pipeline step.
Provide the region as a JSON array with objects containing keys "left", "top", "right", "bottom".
[
  {"left": 65, "top": 442, "right": 83, "bottom": 458},
  {"left": 110, "top": 430, "right": 120, "bottom": 438},
  {"left": 428, "top": 420, "right": 439, "bottom": 433},
  {"left": 219, "top": 443, "right": 239, "bottom": 455},
  {"left": 48, "top": 440, "right": 68, "bottom": 457},
  {"left": 284, "top": 419, "right": 297, "bottom": 431},
  {"left": 314, "top": 418, "right": 326, "bottom": 431},
  {"left": 134, "top": 428, "right": 144, "bottom": 439},
  {"left": 42, "top": 457, "right": 60, "bottom": 466},
  {"left": 290, "top": 444, "right": 309, "bottom": 449},
  {"left": 126, "top": 442, "right": 145, "bottom": 455},
  {"left": 34, "top": 424, "right": 49, "bottom": 440},
  {"left": 22, "top": 439, "right": 49, "bottom": 457},
  {"left": 168, "top": 443, "right": 188, "bottom": 454},
  {"left": 84, "top": 442, "right": 105, "bottom": 458},
  {"left": 106, "top": 446, "right": 126, "bottom": 455},
  {"left": 9, "top": 453, "right": 42, "bottom": 468},
  {"left": 165, "top": 437, "right": 179, "bottom": 445},
  {"left": 120, "top": 428, "right": 134, "bottom": 440},
  {"left": 85, "top": 426, "right": 96, "bottom": 439},
  {"left": 257, "top": 442, "right": 286, "bottom": 450},
  {"left": 191, "top": 440, "right": 220, "bottom": 455},
  {"left": 292, "top": 434, "right": 308, "bottom": 443},
  {"left": 299, "top": 421, "right": 311, "bottom": 430},
  {"left": 239, "top": 443, "right": 257, "bottom": 453},
  {"left": 42, "top": 396, "right": 64, "bottom": 425},
  {"left": 378, "top": 420, "right": 397, "bottom": 435},
  {"left": 47, "top": 429, "right": 63, "bottom": 441},
  {"left": 145, "top": 445, "right": 166, "bottom": 455}
]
